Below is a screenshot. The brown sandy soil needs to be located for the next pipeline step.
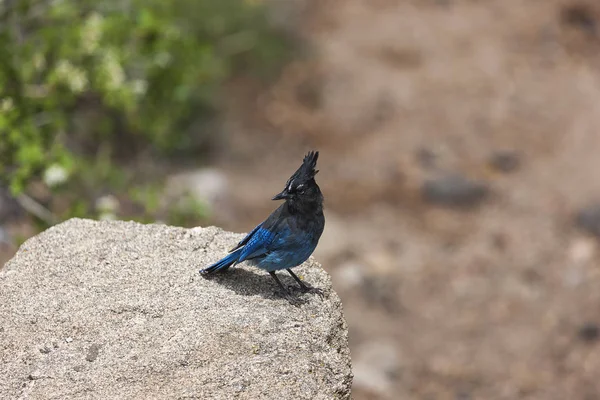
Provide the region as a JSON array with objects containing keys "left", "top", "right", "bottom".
[
  {"left": 216, "top": 0, "right": 600, "bottom": 398},
  {"left": 3, "top": 0, "right": 600, "bottom": 398}
]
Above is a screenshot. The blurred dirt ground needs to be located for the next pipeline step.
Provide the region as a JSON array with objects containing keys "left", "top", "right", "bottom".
[
  {"left": 216, "top": 0, "right": 600, "bottom": 398},
  {"left": 4, "top": 0, "right": 600, "bottom": 398}
]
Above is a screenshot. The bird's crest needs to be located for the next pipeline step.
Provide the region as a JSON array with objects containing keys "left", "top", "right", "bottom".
[
  {"left": 300, "top": 150, "right": 319, "bottom": 178},
  {"left": 287, "top": 150, "right": 319, "bottom": 185}
]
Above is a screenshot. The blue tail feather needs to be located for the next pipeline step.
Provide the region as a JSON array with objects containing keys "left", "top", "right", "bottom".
[{"left": 200, "top": 248, "right": 243, "bottom": 274}]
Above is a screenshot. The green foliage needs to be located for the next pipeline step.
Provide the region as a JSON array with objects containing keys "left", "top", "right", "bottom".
[
  {"left": 167, "top": 193, "right": 211, "bottom": 227},
  {"left": 129, "top": 183, "right": 210, "bottom": 226},
  {"left": 0, "top": 0, "right": 289, "bottom": 195},
  {"left": 129, "top": 184, "right": 163, "bottom": 215}
]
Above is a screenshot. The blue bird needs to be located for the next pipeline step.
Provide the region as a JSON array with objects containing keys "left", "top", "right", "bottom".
[{"left": 200, "top": 151, "right": 325, "bottom": 303}]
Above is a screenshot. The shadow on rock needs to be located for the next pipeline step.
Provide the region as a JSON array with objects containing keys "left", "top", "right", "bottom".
[{"left": 202, "top": 268, "right": 308, "bottom": 302}]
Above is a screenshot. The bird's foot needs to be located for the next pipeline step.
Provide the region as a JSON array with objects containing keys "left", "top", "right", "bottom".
[
  {"left": 293, "top": 284, "right": 324, "bottom": 298},
  {"left": 278, "top": 289, "right": 307, "bottom": 307},
  {"left": 304, "top": 286, "right": 324, "bottom": 298},
  {"left": 287, "top": 284, "right": 324, "bottom": 300},
  {"left": 284, "top": 270, "right": 324, "bottom": 298}
]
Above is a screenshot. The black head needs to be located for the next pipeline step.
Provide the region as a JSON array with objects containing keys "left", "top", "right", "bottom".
[{"left": 272, "top": 151, "right": 322, "bottom": 203}]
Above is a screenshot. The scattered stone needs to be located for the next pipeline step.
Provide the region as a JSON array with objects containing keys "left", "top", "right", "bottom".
[
  {"left": 561, "top": 4, "right": 597, "bottom": 34},
  {"left": 490, "top": 232, "right": 508, "bottom": 251},
  {"left": 362, "top": 275, "right": 401, "bottom": 314},
  {"left": 39, "top": 347, "right": 51, "bottom": 355},
  {"left": 455, "top": 391, "right": 473, "bottom": 400},
  {"left": 578, "top": 323, "right": 599, "bottom": 342},
  {"left": 521, "top": 268, "right": 542, "bottom": 285},
  {"left": 416, "top": 147, "right": 437, "bottom": 169},
  {"left": 489, "top": 151, "right": 521, "bottom": 173},
  {"left": 422, "top": 174, "right": 490, "bottom": 208},
  {"left": 576, "top": 205, "right": 600, "bottom": 237}
]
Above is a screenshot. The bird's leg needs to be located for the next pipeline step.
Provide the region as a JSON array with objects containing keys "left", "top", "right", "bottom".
[
  {"left": 286, "top": 269, "right": 309, "bottom": 290},
  {"left": 269, "top": 271, "right": 306, "bottom": 306},
  {"left": 286, "top": 269, "right": 324, "bottom": 297},
  {"left": 269, "top": 271, "right": 290, "bottom": 294}
]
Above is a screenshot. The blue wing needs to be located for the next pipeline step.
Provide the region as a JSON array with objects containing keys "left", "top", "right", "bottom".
[
  {"left": 200, "top": 225, "right": 274, "bottom": 275},
  {"left": 237, "top": 227, "right": 276, "bottom": 263},
  {"left": 229, "top": 224, "right": 262, "bottom": 252}
]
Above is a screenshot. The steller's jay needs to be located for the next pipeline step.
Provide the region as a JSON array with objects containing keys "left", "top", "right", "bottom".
[{"left": 200, "top": 151, "right": 325, "bottom": 304}]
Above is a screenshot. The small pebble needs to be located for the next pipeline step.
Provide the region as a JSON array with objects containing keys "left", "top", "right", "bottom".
[
  {"left": 561, "top": 4, "right": 597, "bottom": 34},
  {"left": 576, "top": 205, "right": 600, "bottom": 237},
  {"left": 489, "top": 151, "right": 521, "bottom": 173},
  {"left": 422, "top": 174, "right": 490, "bottom": 208},
  {"left": 65, "top": 337, "right": 73, "bottom": 343},
  {"left": 578, "top": 323, "right": 599, "bottom": 342},
  {"left": 416, "top": 147, "right": 437, "bottom": 169}
]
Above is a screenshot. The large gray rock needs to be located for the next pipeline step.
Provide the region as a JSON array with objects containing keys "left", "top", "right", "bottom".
[{"left": 0, "top": 219, "right": 352, "bottom": 399}]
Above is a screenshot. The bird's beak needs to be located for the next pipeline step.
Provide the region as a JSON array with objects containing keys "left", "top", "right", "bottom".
[{"left": 272, "top": 189, "right": 289, "bottom": 201}]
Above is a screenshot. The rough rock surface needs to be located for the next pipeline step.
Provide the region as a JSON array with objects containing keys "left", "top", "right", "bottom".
[{"left": 0, "top": 218, "right": 352, "bottom": 399}]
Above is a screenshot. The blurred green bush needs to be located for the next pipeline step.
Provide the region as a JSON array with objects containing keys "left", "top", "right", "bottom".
[{"left": 0, "top": 0, "right": 289, "bottom": 195}]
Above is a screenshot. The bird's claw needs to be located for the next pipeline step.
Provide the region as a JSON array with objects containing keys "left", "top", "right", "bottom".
[
  {"left": 305, "top": 287, "right": 325, "bottom": 298},
  {"left": 278, "top": 290, "right": 307, "bottom": 307},
  {"left": 287, "top": 284, "right": 324, "bottom": 298}
]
